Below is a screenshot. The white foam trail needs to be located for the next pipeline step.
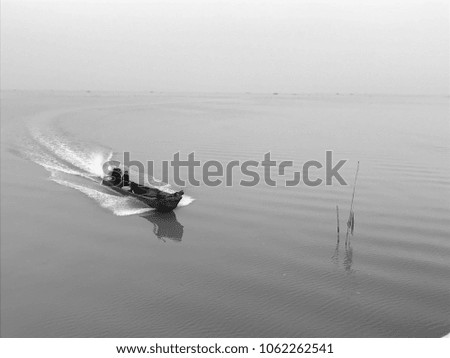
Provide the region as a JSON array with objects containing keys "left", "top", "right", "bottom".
[
  {"left": 178, "top": 196, "right": 195, "bottom": 207},
  {"left": 90, "top": 152, "right": 111, "bottom": 178},
  {"left": 29, "top": 125, "right": 113, "bottom": 178},
  {"left": 51, "top": 175, "right": 152, "bottom": 216},
  {"left": 24, "top": 149, "right": 83, "bottom": 176},
  {"left": 22, "top": 117, "right": 194, "bottom": 216}
]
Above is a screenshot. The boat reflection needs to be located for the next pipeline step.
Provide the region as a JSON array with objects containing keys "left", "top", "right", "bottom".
[{"left": 141, "top": 210, "right": 184, "bottom": 242}]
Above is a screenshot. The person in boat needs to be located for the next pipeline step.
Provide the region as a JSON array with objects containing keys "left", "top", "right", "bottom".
[{"left": 123, "top": 170, "right": 130, "bottom": 187}]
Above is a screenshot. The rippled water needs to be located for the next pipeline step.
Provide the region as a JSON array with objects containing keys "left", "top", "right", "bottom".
[{"left": 1, "top": 91, "right": 449, "bottom": 337}]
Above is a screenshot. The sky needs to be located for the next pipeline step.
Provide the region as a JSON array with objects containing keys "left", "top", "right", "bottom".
[{"left": 1, "top": 0, "right": 449, "bottom": 94}]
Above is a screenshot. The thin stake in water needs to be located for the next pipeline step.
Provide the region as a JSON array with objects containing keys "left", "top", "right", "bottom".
[
  {"left": 336, "top": 205, "right": 340, "bottom": 242},
  {"left": 346, "top": 161, "right": 360, "bottom": 244}
]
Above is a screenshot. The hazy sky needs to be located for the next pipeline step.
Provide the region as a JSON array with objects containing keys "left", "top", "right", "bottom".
[{"left": 1, "top": 0, "right": 449, "bottom": 94}]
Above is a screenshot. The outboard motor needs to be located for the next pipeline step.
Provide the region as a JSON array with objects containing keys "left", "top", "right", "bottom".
[{"left": 111, "top": 168, "right": 123, "bottom": 186}]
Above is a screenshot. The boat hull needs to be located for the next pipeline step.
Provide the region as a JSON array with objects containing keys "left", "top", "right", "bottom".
[{"left": 101, "top": 179, "right": 183, "bottom": 212}]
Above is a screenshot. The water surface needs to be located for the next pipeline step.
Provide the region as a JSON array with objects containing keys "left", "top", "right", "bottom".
[{"left": 1, "top": 91, "right": 449, "bottom": 337}]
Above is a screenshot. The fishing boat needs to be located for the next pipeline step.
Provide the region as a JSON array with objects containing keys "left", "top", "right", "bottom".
[{"left": 101, "top": 167, "right": 184, "bottom": 212}]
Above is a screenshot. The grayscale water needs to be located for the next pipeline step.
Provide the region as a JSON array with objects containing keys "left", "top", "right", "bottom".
[{"left": 1, "top": 91, "right": 449, "bottom": 337}]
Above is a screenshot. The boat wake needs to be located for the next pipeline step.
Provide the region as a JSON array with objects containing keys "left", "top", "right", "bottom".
[
  {"left": 18, "top": 113, "right": 194, "bottom": 216},
  {"left": 51, "top": 174, "right": 152, "bottom": 216}
]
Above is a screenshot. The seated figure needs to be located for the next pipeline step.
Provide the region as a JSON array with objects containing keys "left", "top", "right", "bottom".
[{"left": 123, "top": 170, "right": 130, "bottom": 187}]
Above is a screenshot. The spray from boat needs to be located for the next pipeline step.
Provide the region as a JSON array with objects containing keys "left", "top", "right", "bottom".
[{"left": 18, "top": 116, "right": 194, "bottom": 216}]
